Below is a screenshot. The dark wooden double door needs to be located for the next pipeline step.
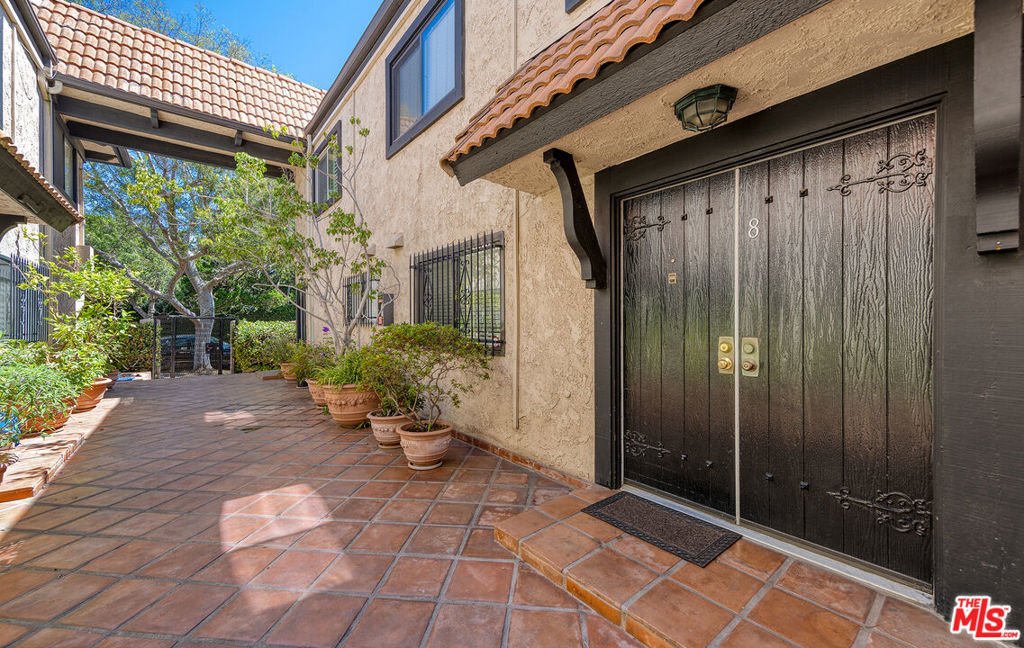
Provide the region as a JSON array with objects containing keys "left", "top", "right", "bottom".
[{"left": 622, "top": 115, "right": 935, "bottom": 582}]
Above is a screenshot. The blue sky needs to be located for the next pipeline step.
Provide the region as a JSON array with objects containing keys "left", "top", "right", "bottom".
[{"left": 168, "top": 0, "right": 381, "bottom": 89}]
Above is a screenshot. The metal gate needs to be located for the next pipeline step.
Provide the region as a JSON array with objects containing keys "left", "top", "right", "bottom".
[
  {"left": 0, "top": 254, "right": 49, "bottom": 342},
  {"left": 152, "top": 316, "right": 236, "bottom": 378},
  {"left": 621, "top": 114, "right": 935, "bottom": 582}
]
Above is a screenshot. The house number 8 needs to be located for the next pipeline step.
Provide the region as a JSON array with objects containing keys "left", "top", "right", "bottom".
[{"left": 748, "top": 218, "right": 760, "bottom": 239}]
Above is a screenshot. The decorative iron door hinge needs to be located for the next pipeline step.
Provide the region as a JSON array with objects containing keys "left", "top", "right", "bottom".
[{"left": 826, "top": 487, "right": 932, "bottom": 537}]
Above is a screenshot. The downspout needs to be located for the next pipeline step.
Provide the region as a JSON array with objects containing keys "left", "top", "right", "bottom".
[{"left": 512, "top": 0, "right": 521, "bottom": 430}]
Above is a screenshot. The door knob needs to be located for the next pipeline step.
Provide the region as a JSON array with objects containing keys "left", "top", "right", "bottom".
[
  {"left": 717, "top": 336, "right": 734, "bottom": 375},
  {"left": 740, "top": 337, "right": 760, "bottom": 377}
]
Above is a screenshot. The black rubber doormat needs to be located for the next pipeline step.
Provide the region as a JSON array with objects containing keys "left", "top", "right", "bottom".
[{"left": 582, "top": 492, "right": 740, "bottom": 568}]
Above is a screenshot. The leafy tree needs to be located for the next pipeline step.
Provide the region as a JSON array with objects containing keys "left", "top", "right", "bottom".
[{"left": 216, "top": 121, "right": 399, "bottom": 354}]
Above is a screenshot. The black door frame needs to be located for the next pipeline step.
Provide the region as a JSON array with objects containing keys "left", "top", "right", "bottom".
[{"left": 594, "top": 37, "right": 975, "bottom": 599}]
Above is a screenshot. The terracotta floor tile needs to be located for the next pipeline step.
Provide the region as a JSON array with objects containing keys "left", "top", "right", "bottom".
[
  {"left": 0, "top": 533, "right": 77, "bottom": 565},
  {"left": 0, "top": 568, "right": 59, "bottom": 604},
  {"left": 313, "top": 552, "right": 393, "bottom": 593},
  {"left": 463, "top": 527, "right": 512, "bottom": 559},
  {"left": 537, "top": 494, "right": 588, "bottom": 520},
  {"left": 718, "top": 539, "right": 786, "bottom": 579},
  {"left": 195, "top": 587, "right": 300, "bottom": 642},
  {"left": 426, "top": 502, "right": 477, "bottom": 525},
  {"left": 332, "top": 498, "right": 387, "bottom": 521},
  {"left": 14, "top": 506, "right": 90, "bottom": 530},
  {"left": 451, "top": 468, "right": 491, "bottom": 484},
  {"left": 488, "top": 487, "right": 529, "bottom": 505},
  {"left": 521, "top": 523, "right": 599, "bottom": 579},
  {"left": 242, "top": 516, "right": 318, "bottom": 547},
  {"left": 250, "top": 549, "right": 334, "bottom": 588},
  {"left": 508, "top": 609, "right": 583, "bottom": 648},
  {"left": 494, "top": 470, "right": 530, "bottom": 486},
  {"left": 626, "top": 579, "right": 734, "bottom": 648},
  {"left": 445, "top": 559, "right": 514, "bottom": 603},
  {"left": 14, "top": 627, "right": 105, "bottom": 648},
  {"left": 573, "top": 486, "right": 616, "bottom": 504},
  {"left": 567, "top": 549, "right": 657, "bottom": 621},
  {"left": 478, "top": 504, "right": 527, "bottom": 526},
  {"left": 565, "top": 513, "right": 623, "bottom": 543},
  {"left": 52, "top": 509, "right": 136, "bottom": 534},
  {"left": 494, "top": 509, "right": 556, "bottom": 550},
  {"left": 586, "top": 613, "right": 645, "bottom": 648},
  {"left": 266, "top": 592, "right": 365, "bottom": 648},
  {"left": 426, "top": 603, "right": 506, "bottom": 648},
  {"left": 377, "top": 499, "right": 431, "bottom": 523},
  {"left": 720, "top": 622, "right": 805, "bottom": 648},
  {"left": 122, "top": 583, "right": 236, "bottom": 634},
  {"left": 514, "top": 564, "right": 580, "bottom": 608},
  {"left": 116, "top": 490, "right": 181, "bottom": 510},
  {"left": 749, "top": 588, "right": 860, "bottom": 648},
  {"left": 672, "top": 560, "right": 764, "bottom": 612},
  {"left": 356, "top": 481, "right": 404, "bottom": 498},
  {"left": 293, "top": 520, "right": 363, "bottom": 550},
  {"left": 875, "top": 597, "right": 980, "bottom": 648},
  {"left": 407, "top": 525, "right": 467, "bottom": 555},
  {"left": 400, "top": 482, "right": 444, "bottom": 499},
  {"left": 137, "top": 543, "right": 227, "bottom": 579},
  {"left": 441, "top": 483, "right": 487, "bottom": 502},
  {"left": 60, "top": 578, "right": 176, "bottom": 629},
  {"left": 151, "top": 491, "right": 224, "bottom": 513},
  {"left": 349, "top": 523, "right": 415, "bottom": 553},
  {"left": 777, "top": 561, "right": 876, "bottom": 622},
  {"left": 380, "top": 556, "right": 452, "bottom": 597},
  {"left": 193, "top": 546, "right": 283, "bottom": 585},
  {"left": 96, "top": 636, "right": 175, "bottom": 648},
  {"left": 0, "top": 573, "right": 116, "bottom": 621},
  {"left": 0, "top": 622, "right": 29, "bottom": 646},
  {"left": 193, "top": 514, "right": 269, "bottom": 544},
  {"left": 281, "top": 496, "right": 343, "bottom": 519},
  {"left": 344, "top": 598, "right": 435, "bottom": 648},
  {"left": 864, "top": 632, "right": 914, "bottom": 648},
  {"left": 101, "top": 512, "right": 181, "bottom": 536},
  {"left": 610, "top": 535, "right": 681, "bottom": 572},
  {"left": 144, "top": 514, "right": 219, "bottom": 541},
  {"left": 314, "top": 480, "right": 362, "bottom": 498}
]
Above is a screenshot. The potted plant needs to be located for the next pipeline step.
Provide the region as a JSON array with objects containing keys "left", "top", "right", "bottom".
[
  {"left": 0, "top": 418, "right": 20, "bottom": 485},
  {"left": 359, "top": 341, "right": 417, "bottom": 448},
  {"left": 272, "top": 339, "right": 300, "bottom": 382},
  {"left": 55, "top": 347, "right": 113, "bottom": 413},
  {"left": 317, "top": 348, "right": 380, "bottom": 428},
  {"left": 297, "top": 344, "right": 335, "bottom": 406},
  {"left": 0, "top": 360, "right": 80, "bottom": 437},
  {"left": 366, "top": 323, "right": 489, "bottom": 470}
]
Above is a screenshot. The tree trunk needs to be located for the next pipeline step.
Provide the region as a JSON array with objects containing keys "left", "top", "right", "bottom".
[{"left": 192, "top": 287, "right": 216, "bottom": 372}]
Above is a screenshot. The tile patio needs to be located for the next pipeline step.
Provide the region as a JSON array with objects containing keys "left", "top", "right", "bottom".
[{"left": 0, "top": 373, "right": 982, "bottom": 648}]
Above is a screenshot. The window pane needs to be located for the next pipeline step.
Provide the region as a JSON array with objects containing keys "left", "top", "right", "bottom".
[
  {"left": 422, "top": 0, "right": 455, "bottom": 111},
  {"left": 395, "top": 46, "right": 422, "bottom": 136}
]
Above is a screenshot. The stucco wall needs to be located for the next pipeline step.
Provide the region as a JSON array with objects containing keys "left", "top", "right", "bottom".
[{"left": 301, "top": 0, "right": 976, "bottom": 482}]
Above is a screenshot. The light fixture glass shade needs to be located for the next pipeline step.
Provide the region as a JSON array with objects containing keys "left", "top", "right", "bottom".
[{"left": 673, "top": 84, "right": 738, "bottom": 132}]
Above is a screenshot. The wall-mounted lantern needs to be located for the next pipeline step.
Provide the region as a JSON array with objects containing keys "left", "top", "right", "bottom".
[{"left": 673, "top": 84, "right": 738, "bottom": 132}]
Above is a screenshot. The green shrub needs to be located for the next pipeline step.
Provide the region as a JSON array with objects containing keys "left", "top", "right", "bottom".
[
  {"left": 109, "top": 323, "right": 157, "bottom": 372},
  {"left": 234, "top": 320, "right": 295, "bottom": 372},
  {"left": 316, "top": 347, "right": 366, "bottom": 387},
  {"left": 292, "top": 343, "right": 335, "bottom": 384},
  {"left": 0, "top": 358, "right": 79, "bottom": 439}
]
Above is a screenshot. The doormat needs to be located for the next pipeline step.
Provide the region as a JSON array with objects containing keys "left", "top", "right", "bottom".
[{"left": 582, "top": 492, "right": 740, "bottom": 567}]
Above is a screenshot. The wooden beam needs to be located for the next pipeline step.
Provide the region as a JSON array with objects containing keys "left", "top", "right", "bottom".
[
  {"left": 0, "top": 150, "right": 77, "bottom": 231},
  {"left": 974, "top": 0, "right": 1022, "bottom": 252},
  {"left": 66, "top": 122, "right": 284, "bottom": 177},
  {"left": 543, "top": 148, "right": 606, "bottom": 288},
  {"left": 56, "top": 96, "right": 294, "bottom": 166},
  {"left": 234, "top": 130, "right": 244, "bottom": 147},
  {"left": 0, "top": 213, "right": 28, "bottom": 239},
  {"left": 114, "top": 147, "right": 133, "bottom": 168},
  {"left": 150, "top": 107, "right": 160, "bottom": 129}
]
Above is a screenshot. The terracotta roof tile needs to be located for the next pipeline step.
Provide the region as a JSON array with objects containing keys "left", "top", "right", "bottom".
[
  {"left": 34, "top": 0, "right": 324, "bottom": 136},
  {"left": 0, "top": 129, "right": 83, "bottom": 223},
  {"left": 442, "top": 0, "right": 705, "bottom": 169}
]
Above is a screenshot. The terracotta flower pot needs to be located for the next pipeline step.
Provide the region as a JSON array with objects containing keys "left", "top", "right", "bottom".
[
  {"left": 280, "top": 363, "right": 297, "bottom": 382},
  {"left": 367, "top": 411, "right": 411, "bottom": 448},
  {"left": 73, "top": 377, "right": 113, "bottom": 413},
  {"left": 322, "top": 384, "right": 380, "bottom": 428},
  {"left": 23, "top": 401, "right": 75, "bottom": 436},
  {"left": 307, "top": 379, "right": 327, "bottom": 407},
  {"left": 397, "top": 420, "right": 453, "bottom": 470}
]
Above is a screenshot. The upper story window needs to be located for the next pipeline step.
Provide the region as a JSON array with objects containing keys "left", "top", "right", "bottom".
[
  {"left": 313, "top": 123, "right": 341, "bottom": 206},
  {"left": 385, "top": 0, "right": 464, "bottom": 157}
]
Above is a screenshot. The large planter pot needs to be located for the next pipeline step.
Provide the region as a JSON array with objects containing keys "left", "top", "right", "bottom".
[
  {"left": 397, "top": 421, "right": 453, "bottom": 471},
  {"left": 367, "top": 411, "right": 411, "bottom": 448},
  {"left": 280, "top": 363, "right": 297, "bottom": 382},
  {"left": 307, "top": 379, "right": 327, "bottom": 407},
  {"left": 23, "top": 402, "right": 75, "bottom": 436},
  {"left": 73, "top": 377, "right": 113, "bottom": 413},
  {"left": 322, "top": 384, "right": 380, "bottom": 428}
]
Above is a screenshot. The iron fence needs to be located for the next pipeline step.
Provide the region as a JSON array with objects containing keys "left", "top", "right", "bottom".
[
  {"left": 152, "top": 316, "right": 237, "bottom": 378},
  {"left": 0, "top": 254, "right": 49, "bottom": 343},
  {"left": 410, "top": 231, "right": 505, "bottom": 356}
]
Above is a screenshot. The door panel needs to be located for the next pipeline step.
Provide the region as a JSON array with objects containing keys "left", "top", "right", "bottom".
[{"left": 621, "top": 114, "right": 935, "bottom": 582}]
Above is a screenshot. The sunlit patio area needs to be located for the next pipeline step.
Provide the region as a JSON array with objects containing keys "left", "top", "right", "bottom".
[{"left": 0, "top": 374, "right": 640, "bottom": 647}]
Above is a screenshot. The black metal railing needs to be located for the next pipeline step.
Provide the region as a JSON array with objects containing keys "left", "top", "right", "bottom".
[
  {"left": 410, "top": 231, "right": 505, "bottom": 356},
  {"left": 152, "top": 316, "right": 237, "bottom": 378},
  {"left": 0, "top": 254, "right": 49, "bottom": 343}
]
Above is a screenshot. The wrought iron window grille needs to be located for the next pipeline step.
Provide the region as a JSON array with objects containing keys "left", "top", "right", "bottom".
[
  {"left": 0, "top": 254, "right": 49, "bottom": 342},
  {"left": 410, "top": 231, "right": 505, "bottom": 356},
  {"left": 345, "top": 273, "right": 380, "bottom": 324}
]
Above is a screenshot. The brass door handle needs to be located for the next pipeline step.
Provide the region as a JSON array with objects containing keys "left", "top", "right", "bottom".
[
  {"left": 718, "top": 358, "right": 733, "bottom": 371},
  {"left": 740, "top": 337, "right": 760, "bottom": 377},
  {"left": 741, "top": 360, "right": 757, "bottom": 372},
  {"left": 717, "top": 336, "right": 734, "bottom": 375}
]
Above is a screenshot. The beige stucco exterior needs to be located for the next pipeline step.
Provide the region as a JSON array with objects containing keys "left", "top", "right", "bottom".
[{"left": 302, "top": 0, "right": 976, "bottom": 483}]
